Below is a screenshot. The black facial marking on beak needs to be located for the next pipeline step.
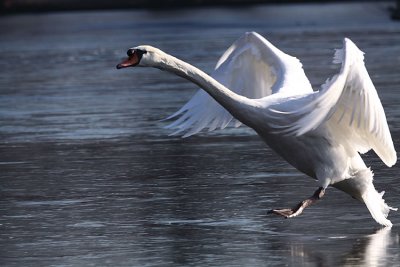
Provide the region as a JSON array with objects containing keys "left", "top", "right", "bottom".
[
  {"left": 127, "top": 49, "right": 134, "bottom": 56},
  {"left": 134, "top": 49, "right": 147, "bottom": 57}
]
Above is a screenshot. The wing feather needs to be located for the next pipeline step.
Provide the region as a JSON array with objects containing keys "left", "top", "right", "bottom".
[
  {"left": 165, "top": 32, "right": 312, "bottom": 137},
  {"left": 266, "top": 38, "right": 396, "bottom": 166}
]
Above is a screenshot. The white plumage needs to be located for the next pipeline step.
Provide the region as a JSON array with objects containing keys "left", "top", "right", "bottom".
[
  {"left": 117, "top": 32, "right": 397, "bottom": 226},
  {"left": 165, "top": 32, "right": 313, "bottom": 137}
]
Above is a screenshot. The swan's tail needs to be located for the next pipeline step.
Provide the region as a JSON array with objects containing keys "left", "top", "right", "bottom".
[
  {"left": 334, "top": 168, "right": 397, "bottom": 227},
  {"left": 362, "top": 183, "right": 397, "bottom": 227}
]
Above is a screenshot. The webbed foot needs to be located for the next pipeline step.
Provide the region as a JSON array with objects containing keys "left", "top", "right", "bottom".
[{"left": 268, "top": 187, "right": 325, "bottom": 219}]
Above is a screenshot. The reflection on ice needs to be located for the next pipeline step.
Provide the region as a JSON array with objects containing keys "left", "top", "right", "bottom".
[
  {"left": 289, "top": 228, "right": 400, "bottom": 266},
  {"left": 352, "top": 228, "right": 399, "bottom": 267}
]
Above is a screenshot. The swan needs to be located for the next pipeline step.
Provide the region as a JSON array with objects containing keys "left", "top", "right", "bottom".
[{"left": 116, "top": 32, "right": 397, "bottom": 227}]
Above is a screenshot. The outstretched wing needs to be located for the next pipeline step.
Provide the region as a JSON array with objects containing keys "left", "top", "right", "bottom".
[
  {"left": 165, "top": 31, "right": 312, "bottom": 137},
  {"left": 267, "top": 38, "right": 396, "bottom": 167}
]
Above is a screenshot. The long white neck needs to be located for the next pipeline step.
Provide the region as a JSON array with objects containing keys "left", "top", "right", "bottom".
[{"left": 153, "top": 53, "right": 259, "bottom": 127}]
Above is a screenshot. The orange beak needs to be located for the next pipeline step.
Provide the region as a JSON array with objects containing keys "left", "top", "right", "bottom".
[{"left": 116, "top": 51, "right": 140, "bottom": 69}]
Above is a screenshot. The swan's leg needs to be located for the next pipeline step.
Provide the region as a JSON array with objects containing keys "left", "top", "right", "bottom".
[{"left": 268, "top": 187, "right": 325, "bottom": 218}]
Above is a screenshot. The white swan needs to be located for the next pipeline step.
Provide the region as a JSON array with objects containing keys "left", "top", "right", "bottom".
[{"left": 117, "top": 32, "right": 397, "bottom": 227}]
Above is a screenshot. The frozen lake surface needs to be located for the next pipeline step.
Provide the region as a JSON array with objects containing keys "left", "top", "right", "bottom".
[{"left": 1, "top": 2, "right": 400, "bottom": 266}]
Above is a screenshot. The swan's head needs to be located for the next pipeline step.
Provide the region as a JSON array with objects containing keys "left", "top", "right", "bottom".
[{"left": 116, "top": 45, "right": 166, "bottom": 69}]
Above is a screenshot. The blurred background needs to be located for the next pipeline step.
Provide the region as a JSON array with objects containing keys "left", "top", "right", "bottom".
[{"left": 0, "top": 0, "right": 398, "bottom": 15}]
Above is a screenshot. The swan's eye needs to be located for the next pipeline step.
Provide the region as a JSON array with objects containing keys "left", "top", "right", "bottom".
[
  {"left": 127, "top": 48, "right": 147, "bottom": 57},
  {"left": 136, "top": 49, "right": 147, "bottom": 57}
]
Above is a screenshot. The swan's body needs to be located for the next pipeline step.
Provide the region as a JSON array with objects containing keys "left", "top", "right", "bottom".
[{"left": 117, "top": 32, "right": 397, "bottom": 226}]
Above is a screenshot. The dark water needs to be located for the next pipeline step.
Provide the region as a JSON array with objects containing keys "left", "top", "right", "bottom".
[{"left": 1, "top": 2, "right": 400, "bottom": 266}]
